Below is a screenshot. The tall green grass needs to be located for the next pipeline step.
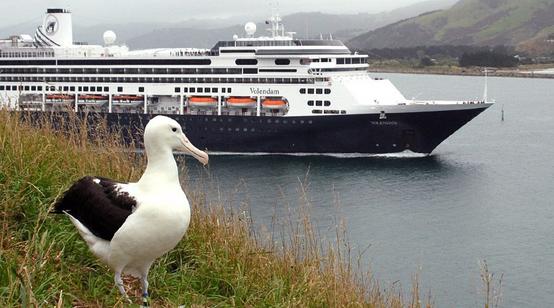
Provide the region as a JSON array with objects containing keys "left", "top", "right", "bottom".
[{"left": 0, "top": 110, "right": 441, "bottom": 307}]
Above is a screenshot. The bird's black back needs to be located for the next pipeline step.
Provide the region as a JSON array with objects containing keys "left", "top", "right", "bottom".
[{"left": 52, "top": 176, "right": 137, "bottom": 241}]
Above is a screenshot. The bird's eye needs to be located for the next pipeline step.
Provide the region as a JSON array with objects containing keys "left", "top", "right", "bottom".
[{"left": 171, "top": 127, "right": 177, "bottom": 132}]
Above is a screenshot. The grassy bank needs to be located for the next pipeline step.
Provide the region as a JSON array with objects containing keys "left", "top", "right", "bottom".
[
  {"left": 0, "top": 110, "right": 431, "bottom": 307},
  {"left": 368, "top": 60, "right": 554, "bottom": 79}
]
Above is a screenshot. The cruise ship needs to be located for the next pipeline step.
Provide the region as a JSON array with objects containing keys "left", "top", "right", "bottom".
[{"left": 0, "top": 8, "right": 492, "bottom": 155}]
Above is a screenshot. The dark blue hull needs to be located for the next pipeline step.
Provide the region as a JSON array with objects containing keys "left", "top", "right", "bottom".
[{"left": 96, "top": 105, "right": 489, "bottom": 154}]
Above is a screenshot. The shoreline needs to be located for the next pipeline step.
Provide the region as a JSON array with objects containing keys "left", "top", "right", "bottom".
[{"left": 368, "top": 67, "right": 554, "bottom": 79}]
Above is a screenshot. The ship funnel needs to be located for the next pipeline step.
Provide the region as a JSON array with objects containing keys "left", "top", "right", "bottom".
[{"left": 34, "top": 8, "right": 73, "bottom": 47}]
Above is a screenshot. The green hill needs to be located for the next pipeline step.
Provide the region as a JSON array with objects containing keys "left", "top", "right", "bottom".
[{"left": 348, "top": 0, "right": 554, "bottom": 55}]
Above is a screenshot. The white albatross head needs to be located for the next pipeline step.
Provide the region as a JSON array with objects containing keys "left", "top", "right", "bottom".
[{"left": 144, "top": 115, "right": 209, "bottom": 165}]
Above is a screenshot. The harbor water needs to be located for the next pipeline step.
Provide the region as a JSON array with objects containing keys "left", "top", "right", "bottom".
[{"left": 184, "top": 73, "right": 554, "bottom": 307}]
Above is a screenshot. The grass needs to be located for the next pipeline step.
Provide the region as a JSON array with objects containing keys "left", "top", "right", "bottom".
[{"left": 0, "top": 109, "right": 433, "bottom": 307}]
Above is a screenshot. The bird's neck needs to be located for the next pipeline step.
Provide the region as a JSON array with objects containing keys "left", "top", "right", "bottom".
[{"left": 139, "top": 146, "right": 180, "bottom": 189}]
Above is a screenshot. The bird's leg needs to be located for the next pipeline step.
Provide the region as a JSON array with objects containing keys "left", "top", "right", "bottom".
[
  {"left": 141, "top": 275, "right": 150, "bottom": 307},
  {"left": 114, "top": 272, "right": 131, "bottom": 304}
]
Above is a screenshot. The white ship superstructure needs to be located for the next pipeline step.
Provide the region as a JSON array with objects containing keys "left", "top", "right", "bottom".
[{"left": 0, "top": 8, "right": 492, "bottom": 155}]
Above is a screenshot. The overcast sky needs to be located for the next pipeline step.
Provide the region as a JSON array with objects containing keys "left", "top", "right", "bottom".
[{"left": 0, "top": 0, "right": 431, "bottom": 27}]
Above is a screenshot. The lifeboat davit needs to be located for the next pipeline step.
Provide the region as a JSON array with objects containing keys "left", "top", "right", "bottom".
[
  {"left": 189, "top": 96, "right": 217, "bottom": 108},
  {"left": 226, "top": 97, "right": 256, "bottom": 108},
  {"left": 262, "top": 98, "right": 288, "bottom": 110}
]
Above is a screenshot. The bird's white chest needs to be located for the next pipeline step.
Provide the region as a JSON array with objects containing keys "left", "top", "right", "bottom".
[{"left": 110, "top": 191, "right": 191, "bottom": 260}]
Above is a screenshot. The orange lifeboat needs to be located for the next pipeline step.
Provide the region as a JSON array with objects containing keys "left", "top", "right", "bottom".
[
  {"left": 112, "top": 95, "right": 144, "bottom": 107},
  {"left": 47, "top": 94, "right": 73, "bottom": 100},
  {"left": 46, "top": 94, "right": 74, "bottom": 103},
  {"left": 189, "top": 96, "right": 217, "bottom": 108},
  {"left": 78, "top": 94, "right": 108, "bottom": 106},
  {"left": 113, "top": 95, "right": 144, "bottom": 101},
  {"left": 262, "top": 98, "right": 288, "bottom": 110},
  {"left": 226, "top": 97, "right": 256, "bottom": 108},
  {"left": 79, "top": 95, "right": 108, "bottom": 100}
]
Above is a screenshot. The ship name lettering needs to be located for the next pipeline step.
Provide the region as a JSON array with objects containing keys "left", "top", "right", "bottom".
[
  {"left": 250, "top": 88, "right": 280, "bottom": 95},
  {"left": 370, "top": 121, "right": 398, "bottom": 126}
]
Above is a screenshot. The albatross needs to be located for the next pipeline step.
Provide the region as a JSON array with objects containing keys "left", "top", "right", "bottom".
[{"left": 52, "top": 115, "right": 208, "bottom": 305}]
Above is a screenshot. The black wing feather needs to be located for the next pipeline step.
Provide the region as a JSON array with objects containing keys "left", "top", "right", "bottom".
[{"left": 52, "top": 176, "right": 137, "bottom": 241}]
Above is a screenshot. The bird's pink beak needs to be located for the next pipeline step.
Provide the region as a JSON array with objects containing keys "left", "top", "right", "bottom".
[{"left": 178, "top": 134, "right": 209, "bottom": 165}]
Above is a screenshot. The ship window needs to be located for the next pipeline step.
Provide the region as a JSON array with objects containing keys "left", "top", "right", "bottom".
[
  {"left": 300, "top": 88, "right": 306, "bottom": 94},
  {"left": 228, "top": 88, "right": 232, "bottom": 93},
  {"left": 337, "top": 58, "right": 345, "bottom": 65},
  {"left": 190, "top": 88, "right": 195, "bottom": 93},
  {"left": 222, "top": 88, "right": 226, "bottom": 93},
  {"left": 103, "top": 87, "right": 108, "bottom": 92},
  {"left": 307, "top": 100, "right": 314, "bottom": 106},
  {"left": 139, "top": 87, "right": 144, "bottom": 93},
  {"left": 243, "top": 68, "right": 258, "bottom": 74},
  {"left": 275, "top": 59, "right": 291, "bottom": 65},
  {"left": 316, "top": 100, "right": 322, "bottom": 106},
  {"left": 312, "top": 110, "right": 322, "bottom": 114},
  {"left": 212, "top": 88, "right": 218, "bottom": 93},
  {"left": 325, "top": 89, "right": 331, "bottom": 94},
  {"left": 70, "top": 86, "right": 75, "bottom": 91},
  {"left": 313, "top": 59, "right": 320, "bottom": 63},
  {"left": 316, "top": 89, "right": 323, "bottom": 94},
  {"left": 117, "top": 87, "right": 123, "bottom": 92},
  {"left": 31, "top": 86, "right": 36, "bottom": 91},
  {"left": 38, "top": 86, "right": 42, "bottom": 91},
  {"left": 197, "top": 88, "right": 203, "bottom": 93},
  {"left": 183, "top": 88, "right": 188, "bottom": 93},
  {"left": 0, "top": 86, "right": 4, "bottom": 90},
  {"left": 308, "top": 88, "right": 314, "bottom": 94},
  {"left": 235, "top": 59, "right": 258, "bottom": 65},
  {"left": 84, "top": 87, "right": 89, "bottom": 92},
  {"left": 341, "top": 110, "right": 347, "bottom": 114},
  {"left": 175, "top": 87, "right": 181, "bottom": 93},
  {"left": 324, "top": 101, "right": 331, "bottom": 107}
]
